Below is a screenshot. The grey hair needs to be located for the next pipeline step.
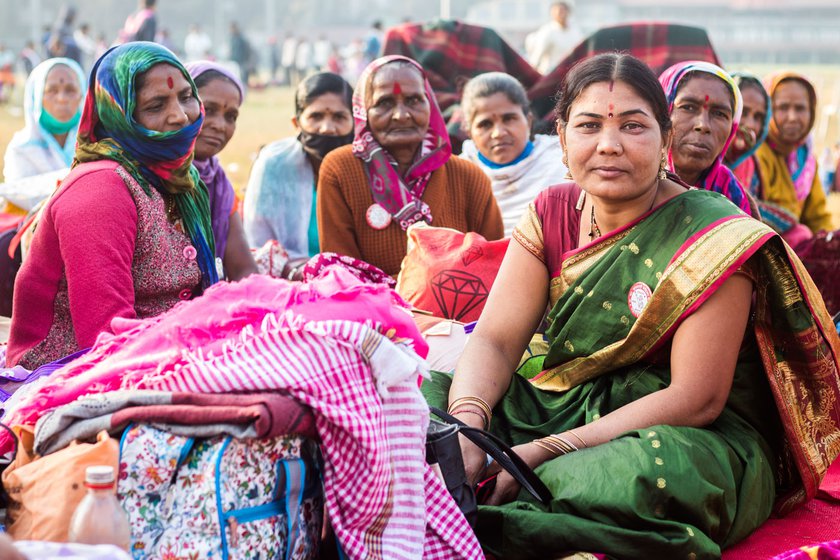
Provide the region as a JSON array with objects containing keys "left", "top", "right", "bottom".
[{"left": 461, "top": 72, "right": 531, "bottom": 129}]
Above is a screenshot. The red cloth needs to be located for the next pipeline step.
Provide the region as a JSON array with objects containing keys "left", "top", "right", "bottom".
[
  {"left": 112, "top": 392, "right": 318, "bottom": 440},
  {"left": 723, "top": 458, "right": 840, "bottom": 559}
]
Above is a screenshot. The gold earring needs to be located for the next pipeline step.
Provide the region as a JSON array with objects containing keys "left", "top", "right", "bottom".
[
  {"left": 563, "top": 154, "right": 573, "bottom": 180},
  {"left": 658, "top": 152, "right": 668, "bottom": 180}
]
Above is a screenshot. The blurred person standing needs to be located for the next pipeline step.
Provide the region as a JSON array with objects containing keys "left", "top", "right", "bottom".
[
  {"left": 46, "top": 5, "right": 82, "bottom": 64},
  {"left": 74, "top": 23, "right": 97, "bottom": 71},
  {"left": 526, "top": 1, "right": 582, "bottom": 74},
  {"left": 280, "top": 34, "right": 298, "bottom": 86},
  {"left": 118, "top": 0, "right": 158, "bottom": 44},
  {"left": 295, "top": 39, "right": 313, "bottom": 85},
  {"left": 229, "top": 22, "right": 253, "bottom": 87},
  {"left": 19, "top": 42, "right": 42, "bottom": 76},
  {"left": 313, "top": 35, "right": 332, "bottom": 72},
  {"left": 267, "top": 36, "right": 280, "bottom": 84},
  {"left": 363, "top": 21, "right": 383, "bottom": 65},
  {"left": 185, "top": 24, "right": 213, "bottom": 62}
]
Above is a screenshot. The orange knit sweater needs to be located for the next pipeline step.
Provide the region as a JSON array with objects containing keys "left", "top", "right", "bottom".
[{"left": 317, "top": 145, "right": 504, "bottom": 277}]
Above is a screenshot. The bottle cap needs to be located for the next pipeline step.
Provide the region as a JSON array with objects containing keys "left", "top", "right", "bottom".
[{"left": 85, "top": 465, "right": 115, "bottom": 485}]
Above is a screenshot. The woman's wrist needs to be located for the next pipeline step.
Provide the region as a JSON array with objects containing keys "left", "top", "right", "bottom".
[{"left": 448, "top": 396, "right": 493, "bottom": 429}]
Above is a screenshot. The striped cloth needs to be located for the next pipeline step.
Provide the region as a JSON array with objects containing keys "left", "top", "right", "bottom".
[
  {"left": 145, "top": 317, "right": 481, "bottom": 559},
  {"left": 0, "top": 271, "right": 479, "bottom": 559}
]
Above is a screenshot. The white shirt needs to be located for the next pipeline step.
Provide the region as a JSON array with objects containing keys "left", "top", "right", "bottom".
[
  {"left": 526, "top": 21, "right": 583, "bottom": 74},
  {"left": 184, "top": 31, "right": 213, "bottom": 62}
]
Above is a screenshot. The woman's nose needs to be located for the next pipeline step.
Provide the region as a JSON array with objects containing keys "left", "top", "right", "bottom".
[
  {"left": 169, "top": 105, "right": 189, "bottom": 127},
  {"left": 320, "top": 119, "right": 338, "bottom": 134},
  {"left": 693, "top": 111, "right": 711, "bottom": 132}
]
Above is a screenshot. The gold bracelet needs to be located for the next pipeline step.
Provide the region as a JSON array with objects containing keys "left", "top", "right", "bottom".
[
  {"left": 535, "top": 434, "right": 579, "bottom": 458},
  {"left": 450, "top": 407, "right": 489, "bottom": 429},
  {"left": 552, "top": 435, "right": 578, "bottom": 452},
  {"left": 567, "top": 429, "right": 588, "bottom": 449},
  {"left": 533, "top": 440, "right": 558, "bottom": 456},
  {"left": 448, "top": 396, "right": 493, "bottom": 426}
]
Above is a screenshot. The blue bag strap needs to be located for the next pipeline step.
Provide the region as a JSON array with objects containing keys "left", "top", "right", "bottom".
[{"left": 282, "top": 458, "right": 306, "bottom": 560}]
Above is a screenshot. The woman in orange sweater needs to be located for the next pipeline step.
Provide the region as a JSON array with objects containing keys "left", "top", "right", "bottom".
[{"left": 317, "top": 55, "right": 503, "bottom": 277}]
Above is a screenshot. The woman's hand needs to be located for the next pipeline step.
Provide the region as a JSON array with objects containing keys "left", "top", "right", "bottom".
[
  {"left": 483, "top": 441, "right": 556, "bottom": 507},
  {"left": 461, "top": 435, "right": 488, "bottom": 487}
]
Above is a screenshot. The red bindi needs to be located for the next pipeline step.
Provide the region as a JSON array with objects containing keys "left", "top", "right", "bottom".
[
  {"left": 608, "top": 103, "right": 614, "bottom": 118},
  {"left": 167, "top": 76, "right": 174, "bottom": 89},
  {"left": 393, "top": 82, "right": 402, "bottom": 95},
  {"left": 703, "top": 95, "right": 709, "bottom": 109}
]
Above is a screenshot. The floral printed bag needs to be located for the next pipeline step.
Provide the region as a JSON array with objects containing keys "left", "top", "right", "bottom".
[{"left": 117, "top": 424, "right": 323, "bottom": 560}]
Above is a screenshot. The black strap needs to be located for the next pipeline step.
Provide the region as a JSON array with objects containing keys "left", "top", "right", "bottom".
[{"left": 430, "top": 407, "right": 552, "bottom": 505}]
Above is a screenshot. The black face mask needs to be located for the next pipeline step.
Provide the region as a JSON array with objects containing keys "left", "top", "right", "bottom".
[{"left": 297, "top": 130, "right": 354, "bottom": 161}]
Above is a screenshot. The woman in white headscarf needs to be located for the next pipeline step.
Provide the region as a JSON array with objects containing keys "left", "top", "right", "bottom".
[{"left": 3, "top": 58, "right": 85, "bottom": 181}]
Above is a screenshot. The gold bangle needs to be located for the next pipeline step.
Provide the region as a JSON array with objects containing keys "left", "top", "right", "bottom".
[
  {"left": 533, "top": 440, "right": 559, "bottom": 456},
  {"left": 450, "top": 407, "right": 489, "bottom": 429},
  {"left": 535, "top": 435, "right": 575, "bottom": 457},
  {"left": 448, "top": 396, "right": 493, "bottom": 425},
  {"left": 567, "top": 429, "right": 588, "bottom": 449},
  {"left": 551, "top": 435, "right": 578, "bottom": 452}
]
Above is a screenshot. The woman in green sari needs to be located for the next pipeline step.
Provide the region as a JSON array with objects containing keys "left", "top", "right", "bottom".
[{"left": 422, "top": 53, "right": 840, "bottom": 559}]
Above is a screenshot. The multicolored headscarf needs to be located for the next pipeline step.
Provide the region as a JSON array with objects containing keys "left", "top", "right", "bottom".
[
  {"left": 764, "top": 72, "right": 818, "bottom": 201},
  {"left": 659, "top": 61, "right": 753, "bottom": 216},
  {"left": 187, "top": 60, "right": 245, "bottom": 259},
  {"left": 352, "top": 55, "right": 452, "bottom": 231},
  {"left": 74, "top": 41, "right": 218, "bottom": 289},
  {"left": 727, "top": 72, "right": 772, "bottom": 170}
]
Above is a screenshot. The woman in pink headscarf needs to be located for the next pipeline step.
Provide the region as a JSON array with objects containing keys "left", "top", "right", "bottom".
[
  {"left": 659, "top": 61, "right": 755, "bottom": 216},
  {"left": 316, "top": 55, "right": 503, "bottom": 277}
]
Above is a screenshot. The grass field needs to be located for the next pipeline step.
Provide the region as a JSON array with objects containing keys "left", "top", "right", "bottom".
[{"left": 1, "top": 81, "right": 839, "bottom": 221}]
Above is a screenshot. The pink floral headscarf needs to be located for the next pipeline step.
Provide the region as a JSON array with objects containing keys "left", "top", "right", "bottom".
[
  {"left": 352, "top": 55, "right": 452, "bottom": 230},
  {"left": 659, "top": 61, "right": 753, "bottom": 216}
]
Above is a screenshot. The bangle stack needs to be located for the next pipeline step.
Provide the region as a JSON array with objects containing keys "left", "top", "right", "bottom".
[
  {"left": 567, "top": 429, "right": 588, "bottom": 449},
  {"left": 448, "top": 396, "right": 493, "bottom": 430},
  {"left": 533, "top": 434, "right": 578, "bottom": 457}
]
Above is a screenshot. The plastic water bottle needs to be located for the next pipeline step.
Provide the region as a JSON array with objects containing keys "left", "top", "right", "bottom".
[{"left": 68, "top": 466, "right": 131, "bottom": 551}]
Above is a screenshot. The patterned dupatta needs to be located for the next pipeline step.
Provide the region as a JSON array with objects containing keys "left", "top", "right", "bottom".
[
  {"left": 530, "top": 189, "right": 840, "bottom": 514},
  {"left": 659, "top": 61, "right": 753, "bottom": 216},
  {"left": 74, "top": 42, "right": 218, "bottom": 289},
  {"left": 351, "top": 55, "right": 452, "bottom": 231}
]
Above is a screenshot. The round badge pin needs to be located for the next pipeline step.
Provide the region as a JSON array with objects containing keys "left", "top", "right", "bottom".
[
  {"left": 627, "top": 282, "right": 653, "bottom": 318},
  {"left": 366, "top": 204, "right": 392, "bottom": 230}
]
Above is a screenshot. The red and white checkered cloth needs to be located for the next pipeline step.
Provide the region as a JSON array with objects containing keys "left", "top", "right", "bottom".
[{"left": 135, "top": 315, "right": 482, "bottom": 560}]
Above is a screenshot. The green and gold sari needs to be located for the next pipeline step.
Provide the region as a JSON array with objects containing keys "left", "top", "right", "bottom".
[{"left": 423, "top": 189, "right": 840, "bottom": 559}]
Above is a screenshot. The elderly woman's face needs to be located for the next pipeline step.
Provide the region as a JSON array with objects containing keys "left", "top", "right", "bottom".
[
  {"left": 42, "top": 64, "right": 82, "bottom": 122},
  {"left": 468, "top": 92, "right": 531, "bottom": 165},
  {"left": 561, "top": 80, "right": 664, "bottom": 201},
  {"left": 669, "top": 74, "right": 734, "bottom": 183},
  {"left": 194, "top": 77, "right": 240, "bottom": 160},
  {"left": 133, "top": 63, "right": 201, "bottom": 133},
  {"left": 366, "top": 65, "right": 430, "bottom": 153}
]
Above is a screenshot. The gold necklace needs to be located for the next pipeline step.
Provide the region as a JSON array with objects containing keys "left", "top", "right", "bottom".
[
  {"left": 589, "top": 182, "right": 661, "bottom": 239},
  {"left": 165, "top": 195, "right": 178, "bottom": 220}
]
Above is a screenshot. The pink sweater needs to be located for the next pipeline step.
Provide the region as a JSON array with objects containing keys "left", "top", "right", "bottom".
[{"left": 8, "top": 160, "right": 202, "bottom": 369}]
